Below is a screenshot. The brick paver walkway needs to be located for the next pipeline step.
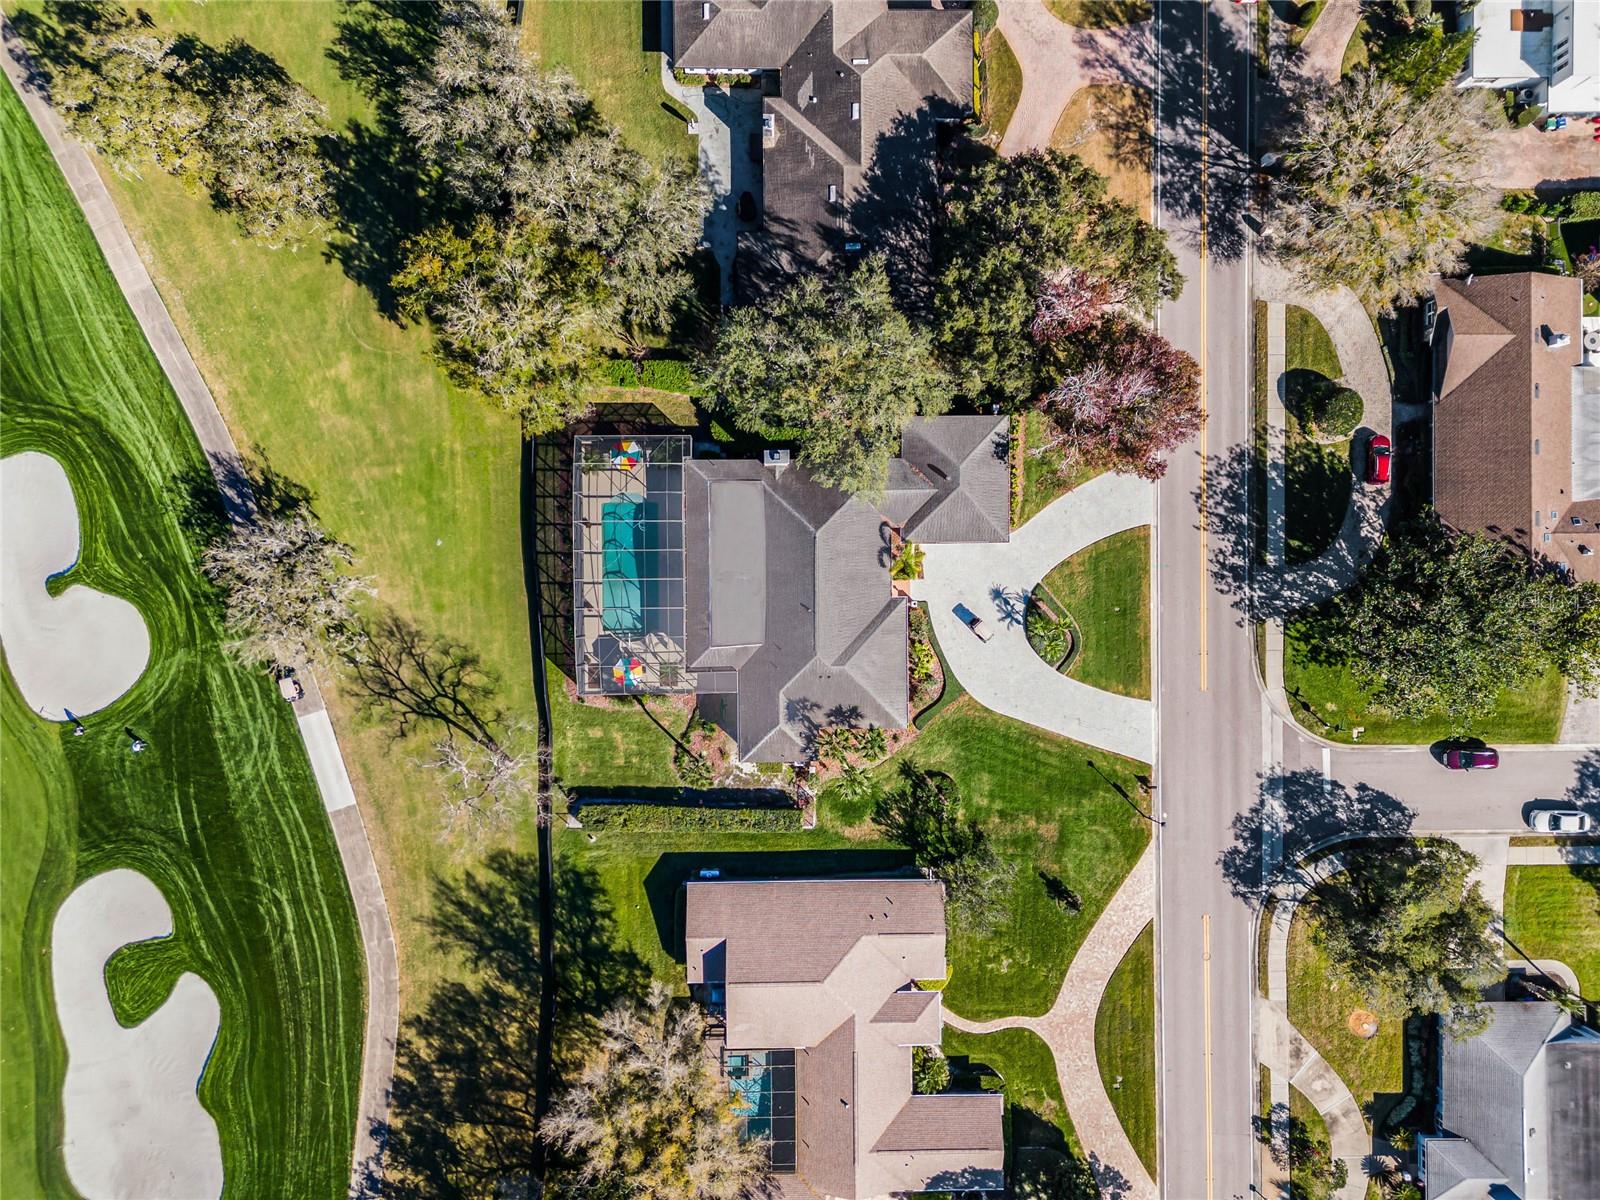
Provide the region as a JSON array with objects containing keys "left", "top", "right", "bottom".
[{"left": 946, "top": 843, "right": 1157, "bottom": 1200}]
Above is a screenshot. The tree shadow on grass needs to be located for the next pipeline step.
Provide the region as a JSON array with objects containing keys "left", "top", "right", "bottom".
[
  {"left": 342, "top": 607, "right": 504, "bottom": 748},
  {"left": 323, "top": 1, "right": 444, "bottom": 317},
  {"left": 357, "top": 853, "right": 647, "bottom": 1199},
  {"left": 167, "top": 446, "right": 317, "bottom": 550},
  {"left": 642, "top": 850, "right": 917, "bottom": 965}
]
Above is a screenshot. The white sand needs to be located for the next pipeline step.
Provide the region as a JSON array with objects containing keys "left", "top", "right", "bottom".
[
  {"left": 1, "top": 451, "right": 151, "bottom": 721},
  {"left": 52, "top": 869, "right": 223, "bottom": 1200}
]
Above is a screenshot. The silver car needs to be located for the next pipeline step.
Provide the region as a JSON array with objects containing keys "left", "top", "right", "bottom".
[{"left": 1526, "top": 810, "right": 1594, "bottom": 834}]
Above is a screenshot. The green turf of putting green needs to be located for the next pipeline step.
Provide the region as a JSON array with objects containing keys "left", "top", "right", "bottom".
[{"left": 0, "top": 81, "right": 364, "bottom": 1198}]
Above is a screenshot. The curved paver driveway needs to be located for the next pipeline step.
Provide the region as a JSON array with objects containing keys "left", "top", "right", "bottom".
[
  {"left": 996, "top": 0, "right": 1153, "bottom": 156},
  {"left": 912, "top": 471, "right": 1155, "bottom": 762},
  {"left": 947, "top": 844, "right": 1157, "bottom": 1200}
]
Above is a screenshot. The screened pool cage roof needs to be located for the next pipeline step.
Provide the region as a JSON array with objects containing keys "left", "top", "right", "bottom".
[{"left": 572, "top": 435, "right": 694, "bottom": 695}]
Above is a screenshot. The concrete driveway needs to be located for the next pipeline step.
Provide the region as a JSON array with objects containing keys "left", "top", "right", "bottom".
[{"left": 912, "top": 471, "right": 1156, "bottom": 763}]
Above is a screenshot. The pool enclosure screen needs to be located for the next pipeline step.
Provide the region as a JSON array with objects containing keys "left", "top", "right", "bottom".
[
  {"left": 572, "top": 435, "right": 693, "bottom": 694},
  {"left": 725, "top": 1049, "right": 796, "bottom": 1172}
]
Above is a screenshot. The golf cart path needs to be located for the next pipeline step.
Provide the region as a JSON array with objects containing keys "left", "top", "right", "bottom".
[
  {"left": 913, "top": 470, "right": 1155, "bottom": 763},
  {"left": 946, "top": 843, "right": 1157, "bottom": 1200},
  {"left": 2, "top": 27, "right": 397, "bottom": 1191}
]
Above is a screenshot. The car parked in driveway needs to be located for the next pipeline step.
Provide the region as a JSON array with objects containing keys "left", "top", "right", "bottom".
[
  {"left": 1366, "top": 434, "right": 1392, "bottom": 485},
  {"left": 953, "top": 603, "right": 992, "bottom": 642},
  {"left": 1526, "top": 809, "right": 1593, "bottom": 834},
  {"left": 1444, "top": 746, "right": 1499, "bottom": 770}
]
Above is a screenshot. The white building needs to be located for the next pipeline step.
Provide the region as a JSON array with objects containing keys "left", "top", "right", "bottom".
[{"left": 1459, "top": 0, "right": 1600, "bottom": 116}]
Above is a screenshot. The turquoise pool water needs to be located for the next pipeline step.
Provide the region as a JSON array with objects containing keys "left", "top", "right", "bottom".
[{"left": 601, "top": 494, "right": 644, "bottom": 635}]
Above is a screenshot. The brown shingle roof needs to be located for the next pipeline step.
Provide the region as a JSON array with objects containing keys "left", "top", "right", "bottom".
[
  {"left": 685, "top": 879, "right": 945, "bottom": 984},
  {"left": 1431, "top": 273, "right": 1587, "bottom": 575},
  {"left": 872, "top": 1095, "right": 1007, "bottom": 1153}
]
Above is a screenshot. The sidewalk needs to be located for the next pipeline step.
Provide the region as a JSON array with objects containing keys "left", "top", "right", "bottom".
[{"left": 2, "top": 24, "right": 398, "bottom": 1189}]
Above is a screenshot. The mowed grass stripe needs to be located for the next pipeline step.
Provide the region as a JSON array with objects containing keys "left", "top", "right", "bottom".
[{"left": 1, "top": 81, "right": 363, "bottom": 1198}]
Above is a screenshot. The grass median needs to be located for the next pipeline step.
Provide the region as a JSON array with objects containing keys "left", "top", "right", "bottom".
[{"left": 1095, "top": 921, "right": 1156, "bottom": 1177}]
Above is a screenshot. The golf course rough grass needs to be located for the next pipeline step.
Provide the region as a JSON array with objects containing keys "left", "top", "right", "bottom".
[{"left": 0, "top": 81, "right": 364, "bottom": 1198}]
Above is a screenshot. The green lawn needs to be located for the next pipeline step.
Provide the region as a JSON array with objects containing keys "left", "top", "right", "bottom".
[
  {"left": 1283, "top": 620, "right": 1566, "bottom": 744},
  {"left": 942, "top": 1026, "right": 1087, "bottom": 1168},
  {"left": 1019, "top": 411, "right": 1102, "bottom": 529},
  {"left": 1289, "top": 1086, "right": 1336, "bottom": 1194},
  {"left": 1281, "top": 306, "right": 1351, "bottom": 566},
  {"left": 1046, "top": 0, "right": 1153, "bottom": 27},
  {"left": 1, "top": 81, "right": 363, "bottom": 1198},
  {"left": 1340, "top": 15, "right": 1371, "bottom": 74},
  {"left": 1286, "top": 304, "right": 1342, "bottom": 384},
  {"left": 519, "top": 0, "right": 693, "bottom": 168},
  {"left": 1286, "top": 907, "right": 1401, "bottom": 1129},
  {"left": 560, "top": 696, "right": 1150, "bottom": 1021},
  {"left": 1505, "top": 865, "right": 1600, "bottom": 998},
  {"left": 1095, "top": 922, "right": 1156, "bottom": 1178},
  {"left": 1039, "top": 528, "right": 1152, "bottom": 699},
  {"left": 9, "top": 0, "right": 691, "bottom": 1012},
  {"left": 985, "top": 28, "right": 1023, "bottom": 144}
]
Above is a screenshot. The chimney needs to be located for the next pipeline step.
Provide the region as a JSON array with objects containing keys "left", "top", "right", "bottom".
[
  {"left": 1542, "top": 324, "right": 1571, "bottom": 350},
  {"left": 763, "top": 448, "right": 791, "bottom": 476}
]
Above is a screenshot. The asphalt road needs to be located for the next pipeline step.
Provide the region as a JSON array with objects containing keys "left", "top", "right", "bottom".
[{"left": 1147, "top": 6, "right": 1598, "bottom": 1200}]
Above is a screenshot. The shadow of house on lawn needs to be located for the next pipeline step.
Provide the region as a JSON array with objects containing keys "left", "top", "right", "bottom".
[{"left": 642, "top": 849, "right": 917, "bottom": 966}]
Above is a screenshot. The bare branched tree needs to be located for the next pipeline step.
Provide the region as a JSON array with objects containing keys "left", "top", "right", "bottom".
[
  {"left": 543, "top": 984, "right": 771, "bottom": 1200},
  {"left": 1270, "top": 70, "right": 1499, "bottom": 313},
  {"left": 202, "top": 513, "right": 371, "bottom": 670},
  {"left": 428, "top": 722, "right": 537, "bottom": 843}
]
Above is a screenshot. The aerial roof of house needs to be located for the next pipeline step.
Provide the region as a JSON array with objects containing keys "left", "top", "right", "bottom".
[
  {"left": 1429, "top": 272, "right": 1598, "bottom": 580},
  {"left": 1424, "top": 1001, "right": 1600, "bottom": 1200},
  {"left": 683, "top": 415, "right": 1008, "bottom": 761},
  {"left": 1463, "top": 2, "right": 1600, "bottom": 116},
  {"left": 670, "top": 0, "right": 972, "bottom": 292},
  {"left": 685, "top": 878, "right": 1004, "bottom": 1198}
]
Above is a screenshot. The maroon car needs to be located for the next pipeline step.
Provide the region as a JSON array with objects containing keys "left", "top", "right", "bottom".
[
  {"left": 1366, "top": 434, "right": 1392, "bottom": 485},
  {"left": 1444, "top": 747, "right": 1499, "bottom": 771}
]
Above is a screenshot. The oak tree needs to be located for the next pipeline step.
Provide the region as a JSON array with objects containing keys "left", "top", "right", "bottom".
[{"left": 704, "top": 255, "right": 955, "bottom": 494}]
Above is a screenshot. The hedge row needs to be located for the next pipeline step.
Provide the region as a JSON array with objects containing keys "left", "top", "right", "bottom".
[
  {"left": 573, "top": 803, "right": 802, "bottom": 831},
  {"left": 586, "top": 357, "right": 705, "bottom": 396}
]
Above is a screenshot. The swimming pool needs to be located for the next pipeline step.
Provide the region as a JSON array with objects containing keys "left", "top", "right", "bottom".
[{"left": 601, "top": 494, "right": 645, "bottom": 635}]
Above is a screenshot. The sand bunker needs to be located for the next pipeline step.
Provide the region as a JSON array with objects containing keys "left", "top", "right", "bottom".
[
  {"left": 1, "top": 451, "right": 150, "bottom": 720},
  {"left": 52, "top": 869, "right": 223, "bottom": 1200}
]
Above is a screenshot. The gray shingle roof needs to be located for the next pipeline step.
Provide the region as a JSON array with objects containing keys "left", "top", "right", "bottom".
[
  {"left": 672, "top": 1, "right": 971, "bottom": 289},
  {"left": 1547, "top": 1030, "right": 1600, "bottom": 1200},
  {"left": 683, "top": 417, "right": 1007, "bottom": 762},
  {"left": 893, "top": 415, "right": 1011, "bottom": 544},
  {"left": 1424, "top": 1138, "right": 1505, "bottom": 1200}
]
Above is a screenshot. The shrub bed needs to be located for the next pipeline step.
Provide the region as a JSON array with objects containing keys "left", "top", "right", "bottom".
[
  {"left": 586, "top": 357, "right": 705, "bottom": 395},
  {"left": 574, "top": 803, "right": 802, "bottom": 831}
]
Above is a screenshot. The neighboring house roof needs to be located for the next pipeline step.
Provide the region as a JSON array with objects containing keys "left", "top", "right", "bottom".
[
  {"left": 1426, "top": 1001, "right": 1600, "bottom": 1200},
  {"left": 1429, "top": 273, "right": 1596, "bottom": 580},
  {"left": 684, "top": 878, "right": 1005, "bottom": 1199},
  {"left": 670, "top": 1, "right": 972, "bottom": 292},
  {"left": 1462, "top": 1, "right": 1600, "bottom": 116},
  {"left": 683, "top": 415, "right": 1009, "bottom": 763}
]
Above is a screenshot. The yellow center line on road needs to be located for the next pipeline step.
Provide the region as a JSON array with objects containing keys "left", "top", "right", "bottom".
[
  {"left": 1203, "top": 912, "right": 1214, "bottom": 1200},
  {"left": 1197, "top": 2, "right": 1211, "bottom": 693}
]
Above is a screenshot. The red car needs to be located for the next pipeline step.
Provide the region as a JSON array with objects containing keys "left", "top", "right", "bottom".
[
  {"left": 1444, "top": 747, "right": 1499, "bottom": 771},
  {"left": 1366, "top": 434, "right": 1392, "bottom": 485}
]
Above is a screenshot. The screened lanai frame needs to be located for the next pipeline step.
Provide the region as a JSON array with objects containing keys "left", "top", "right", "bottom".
[{"left": 572, "top": 434, "right": 695, "bottom": 695}]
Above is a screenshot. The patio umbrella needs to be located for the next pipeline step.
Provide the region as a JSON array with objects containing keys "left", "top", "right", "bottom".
[
  {"left": 612, "top": 655, "right": 644, "bottom": 688},
  {"left": 611, "top": 439, "right": 643, "bottom": 469}
]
